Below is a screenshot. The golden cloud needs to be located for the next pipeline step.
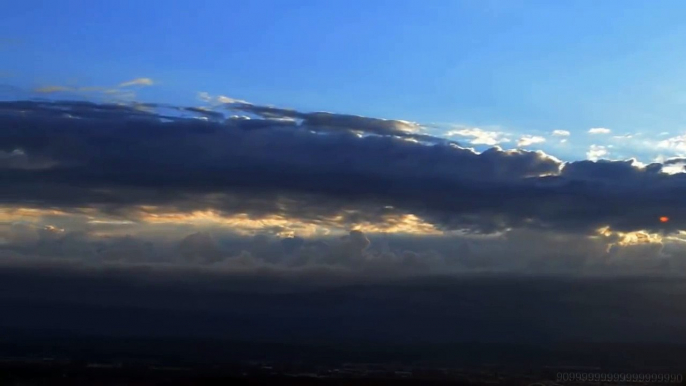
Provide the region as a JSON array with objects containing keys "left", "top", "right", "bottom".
[
  {"left": 134, "top": 208, "right": 442, "bottom": 236},
  {"left": 0, "top": 207, "right": 70, "bottom": 221},
  {"left": 596, "top": 226, "right": 664, "bottom": 252}
]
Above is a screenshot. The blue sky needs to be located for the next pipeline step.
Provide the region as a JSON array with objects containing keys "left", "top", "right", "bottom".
[{"left": 4, "top": 0, "right": 686, "bottom": 161}]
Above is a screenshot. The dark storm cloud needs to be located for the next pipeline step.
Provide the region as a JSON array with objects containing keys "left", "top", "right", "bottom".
[
  {"left": 225, "top": 101, "right": 451, "bottom": 143},
  {"left": 2, "top": 99, "right": 686, "bottom": 234}
]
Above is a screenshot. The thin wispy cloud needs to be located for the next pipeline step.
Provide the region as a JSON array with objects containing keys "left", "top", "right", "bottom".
[
  {"left": 34, "top": 86, "right": 73, "bottom": 93},
  {"left": 516, "top": 135, "right": 546, "bottom": 147},
  {"left": 445, "top": 127, "right": 510, "bottom": 146},
  {"left": 32, "top": 78, "right": 155, "bottom": 101},
  {"left": 199, "top": 92, "right": 251, "bottom": 105},
  {"left": 217, "top": 95, "right": 251, "bottom": 104},
  {"left": 612, "top": 134, "right": 634, "bottom": 140},
  {"left": 118, "top": 77, "right": 154, "bottom": 87},
  {"left": 552, "top": 130, "right": 570, "bottom": 137}
]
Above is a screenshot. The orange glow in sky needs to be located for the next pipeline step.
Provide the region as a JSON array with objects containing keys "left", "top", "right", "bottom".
[{"left": 660, "top": 216, "right": 670, "bottom": 223}]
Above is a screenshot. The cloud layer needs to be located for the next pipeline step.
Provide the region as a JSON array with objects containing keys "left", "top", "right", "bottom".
[
  {"left": 3, "top": 99, "right": 686, "bottom": 236},
  {"left": 3, "top": 98, "right": 686, "bottom": 346}
]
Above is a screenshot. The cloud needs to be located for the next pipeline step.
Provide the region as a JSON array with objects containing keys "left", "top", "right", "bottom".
[
  {"left": 5, "top": 99, "right": 686, "bottom": 244},
  {"left": 118, "top": 78, "right": 154, "bottom": 87},
  {"left": 216, "top": 97, "right": 444, "bottom": 143},
  {"left": 32, "top": 78, "right": 154, "bottom": 102},
  {"left": 586, "top": 144, "right": 608, "bottom": 161},
  {"left": 516, "top": 135, "right": 546, "bottom": 147},
  {"left": 178, "top": 232, "right": 224, "bottom": 264},
  {"left": 660, "top": 158, "right": 686, "bottom": 174},
  {"left": 552, "top": 130, "right": 570, "bottom": 137},
  {"left": 445, "top": 127, "right": 510, "bottom": 146},
  {"left": 658, "top": 134, "right": 686, "bottom": 154},
  {"left": 589, "top": 127, "right": 611, "bottom": 135},
  {"left": 0, "top": 148, "right": 57, "bottom": 170},
  {"left": 34, "top": 86, "right": 73, "bottom": 94},
  {"left": 4, "top": 95, "right": 686, "bottom": 350},
  {"left": 217, "top": 95, "right": 251, "bottom": 104},
  {"left": 0, "top": 100, "right": 560, "bottom": 233},
  {"left": 0, "top": 221, "right": 453, "bottom": 275},
  {"left": 3, "top": 219, "right": 686, "bottom": 278}
]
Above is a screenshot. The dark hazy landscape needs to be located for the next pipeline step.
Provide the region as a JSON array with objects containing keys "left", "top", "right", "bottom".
[{"left": 3, "top": 267, "right": 686, "bottom": 373}]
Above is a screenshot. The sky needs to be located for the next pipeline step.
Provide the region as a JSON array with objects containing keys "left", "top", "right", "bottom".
[
  {"left": 4, "top": 1, "right": 686, "bottom": 344},
  {"left": 5, "top": 0, "right": 686, "bottom": 162}
]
